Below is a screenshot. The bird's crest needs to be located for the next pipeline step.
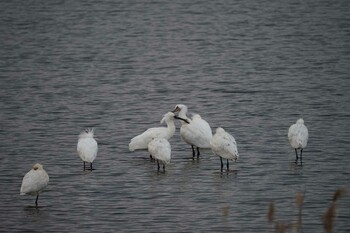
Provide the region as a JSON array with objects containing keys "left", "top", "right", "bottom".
[{"left": 79, "top": 128, "right": 95, "bottom": 138}]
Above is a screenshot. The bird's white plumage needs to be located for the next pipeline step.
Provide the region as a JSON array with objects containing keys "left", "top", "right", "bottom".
[
  {"left": 148, "top": 138, "right": 171, "bottom": 164},
  {"left": 288, "top": 118, "right": 308, "bottom": 149},
  {"left": 173, "top": 104, "right": 212, "bottom": 149},
  {"left": 129, "top": 112, "right": 177, "bottom": 151},
  {"left": 20, "top": 163, "right": 49, "bottom": 196},
  {"left": 77, "top": 128, "right": 98, "bottom": 163},
  {"left": 210, "top": 127, "right": 239, "bottom": 161}
]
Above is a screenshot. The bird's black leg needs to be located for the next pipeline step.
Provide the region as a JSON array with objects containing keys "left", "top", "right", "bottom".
[
  {"left": 220, "top": 157, "right": 224, "bottom": 171},
  {"left": 157, "top": 160, "right": 160, "bottom": 171},
  {"left": 191, "top": 146, "right": 195, "bottom": 158},
  {"left": 35, "top": 194, "right": 39, "bottom": 207},
  {"left": 150, "top": 154, "right": 153, "bottom": 161},
  {"left": 227, "top": 159, "right": 229, "bottom": 170},
  {"left": 295, "top": 149, "right": 299, "bottom": 164},
  {"left": 83, "top": 161, "right": 86, "bottom": 170},
  {"left": 90, "top": 163, "right": 93, "bottom": 171},
  {"left": 197, "top": 147, "right": 200, "bottom": 158},
  {"left": 300, "top": 149, "right": 303, "bottom": 165},
  {"left": 163, "top": 164, "right": 165, "bottom": 172}
]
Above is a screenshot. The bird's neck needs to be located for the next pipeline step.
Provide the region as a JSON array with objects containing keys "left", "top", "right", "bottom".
[{"left": 166, "top": 120, "right": 176, "bottom": 135}]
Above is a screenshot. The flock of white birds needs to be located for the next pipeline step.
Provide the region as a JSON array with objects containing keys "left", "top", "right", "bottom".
[{"left": 19, "top": 103, "right": 309, "bottom": 207}]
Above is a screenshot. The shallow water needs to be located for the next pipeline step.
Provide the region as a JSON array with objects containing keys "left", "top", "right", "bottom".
[{"left": 0, "top": 0, "right": 349, "bottom": 232}]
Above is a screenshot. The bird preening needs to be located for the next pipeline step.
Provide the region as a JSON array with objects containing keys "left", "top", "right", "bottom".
[
  {"left": 172, "top": 104, "right": 213, "bottom": 159},
  {"left": 20, "top": 163, "right": 49, "bottom": 207},
  {"left": 128, "top": 105, "right": 242, "bottom": 172},
  {"left": 288, "top": 118, "right": 308, "bottom": 165}
]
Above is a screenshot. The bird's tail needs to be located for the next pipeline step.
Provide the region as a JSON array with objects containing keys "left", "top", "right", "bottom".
[
  {"left": 129, "top": 141, "right": 136, "bottom": 151},
  {"left": 129, "top": 137, "right": 141, "bottom": 151}
]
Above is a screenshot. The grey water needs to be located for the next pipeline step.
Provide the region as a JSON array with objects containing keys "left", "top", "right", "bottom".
[{"left": 0, "top": 0, "right": 349, "bottom": 232}]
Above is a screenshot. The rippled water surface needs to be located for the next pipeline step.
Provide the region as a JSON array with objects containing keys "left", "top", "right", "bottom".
[{"left": 1, "top": 0, "right": 349, "bottom": 232}]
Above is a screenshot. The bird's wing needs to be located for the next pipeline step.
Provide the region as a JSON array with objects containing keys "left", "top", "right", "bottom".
[
  {"left": 77, "top": 138, "right": 98, "bottom": 162},
  {"left": 211, "top": 132, "right": 238, "bottom": 160},
  {"left": 220, "top": 132, "right": 238, "bottom": 157},
  {"left": 148, "top": 139, "right": 171, "bottom": 163},
  {"left": 297, "top": 125, "right": 309, "bottom": 147},
  {"left": 181, "top": 115, "right": 212, "bottom": 148},
  {"left": 20, "top": 170, "right": 49, "bottom": 195},
  {"left": 288, "top": 124, "right": 308, "bottom": 148},
  {"left": 129, "top": 127, "right": 167, "bottom": 150}
]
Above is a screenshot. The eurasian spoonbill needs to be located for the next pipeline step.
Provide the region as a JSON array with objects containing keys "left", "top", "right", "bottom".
[
  {"left": 210, "top": 127, "right": 239, "bottom": 171},
  {"left": 129, "top": 112, "right": 187, "bottom": 152},
  {"left": 288, "top": 118, "right": 308, "bottom": 165},
  {"left": 148, "top": 137, "right": 171, "bottom": 171},
  {"left": 77, "top": 128, "right": 98, "bottom": 170},
  {"left": 20, "top": 163, "right": 49, "bottom": 207},
  {"left": 172, "top": 104, "right": 212, "bottom": 158}
]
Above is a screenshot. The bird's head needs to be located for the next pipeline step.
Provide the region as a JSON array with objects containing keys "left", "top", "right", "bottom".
[
  {"left": 172, "top": 104, "right": 187, "bottom": 114},
  {"left": 160, "top": 112, "right": 175, "bottom": 124},
  {"left": 296, "top": 118, "right": 304, "bottom": 124},
  {"left": 33, "top": 163, "right": 43, "bottom": 171}
]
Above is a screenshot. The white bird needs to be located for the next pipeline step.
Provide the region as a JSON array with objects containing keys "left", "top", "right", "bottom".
[
  {"left": 288, "top": 118, "right": 308, "bottom": 165},
  {"left": 210, "top": 127, "right": 239, "bottom": 171},
  {"left": 172, "top": 104, "right": 212, "bottom": 158},
  {"left": 129, "top": 112, "right": 187, "bottom": 152},
  {"left": 77, "top": 128, "right": 98, "bottom": 170},
  {"left": 20, "top": 163, "right": 49, "bottom": 207},
  {"left": 148, "top": 138, "right": 171, "bottom": 171}
]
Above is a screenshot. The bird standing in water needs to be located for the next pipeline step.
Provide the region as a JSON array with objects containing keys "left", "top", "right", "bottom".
[
  {"left": 148, "top": 137, "right": 171, "bottom": 171},
  {"left": 172, "top": 104, "right": 212, "bottom": 158},
  {"left": 129, "top": 112, "right": 188, "bottom": 156},
  {"left": 210, "top": 127, "right": 239, "bottom": 172},
  {"left": 288, "top": 119, "right": 308, "bottom": 165},
  {"left": 77, "top": 128, "right": 98, "bottom": 170},
  {"left": 20, "top": 163, "right": 49, "bottom": 207}
]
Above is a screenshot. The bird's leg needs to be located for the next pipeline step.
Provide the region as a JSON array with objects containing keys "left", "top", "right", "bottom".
[
  {"left": 90, "top": 163, "right": 93, "bottom": 171},
  {"left": 220, "top": 157, "right": 224, "bottom": 171},
  {"left": 83, "top": 161, "right": 86, "bottom": 171},
  {"left": 295, "top": 149, "right": 299, "bottom": 164},
  {"left": 300, "top": 149, "right": 303, "bottom": 165},
  {"left": 191, "top": 146, "right": 195, "bottom": 158},
  {"left": 196, "top": 147, "right": 200, "bottom": 158},
  {"left": 157, "top": 160, "right": 160, "bottom": 171},
  {"left": 163, "top": 164, "right": 165, "bottom": 172},
  {"left": 227, "top": 159, "right": 229, "bottom": 170},
  {"left": 35, "top": 194, "right": 39, "bottom": 207},
  {"left": 150, "top": 154, "right": 153, "bottom": 161}
]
